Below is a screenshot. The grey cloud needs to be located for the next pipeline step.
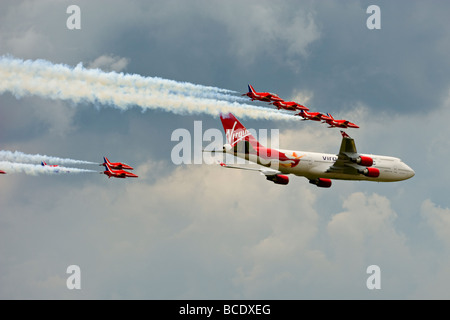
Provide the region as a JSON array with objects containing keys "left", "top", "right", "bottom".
[{"left": 2, "top": 0, "right": 450, "bottom": 300}]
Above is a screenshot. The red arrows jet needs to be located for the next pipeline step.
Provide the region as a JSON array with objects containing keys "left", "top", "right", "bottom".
[
  {"left": 271, "top": 100, "right": 309, "bottom": 112},
  {"left": 102, "top": 162, "right": 138, "bottom": 179},
  {"left": 101, "top": 157, "right": 134, "bottom": 170},
  {"left": 242, "top": 84, "right": 283, "bottom": 103},
  {"left": 41, "top": 161, "right": 58, "bottom": 167},
  {"left": 296, "top": 110, "right": 332, "bottom": 121},
  {"left": 0, "top": 170, "right": 6, "bottom": 174},
  {"left": 323, "top": 113, "right": 359, "bottom": 129}
]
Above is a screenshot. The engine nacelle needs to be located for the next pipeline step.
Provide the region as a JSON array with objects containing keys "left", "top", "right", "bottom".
[
  {"left": 223, "top": 144, "right": 232, "bottom": 153},
  {"left": 360, "top": 167, "right": 380, "bottom": 177},
  {"left": 309, "top": 178, "right": 332, "bottom": 188},
  {"left": 353, "top": 156, "right": 373, "bottom": 167},
  {"left": 266, "top": 174, "right": 289, "bottom": 185}
]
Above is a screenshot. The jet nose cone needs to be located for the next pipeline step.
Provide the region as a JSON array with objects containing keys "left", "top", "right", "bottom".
[{"left": 403, "top": 163, "right": 415, "bottom": 179}]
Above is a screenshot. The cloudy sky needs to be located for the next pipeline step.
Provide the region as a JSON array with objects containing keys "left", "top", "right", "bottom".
[{"left": 1, "top": 0, "right": 450, "bottom": 299}]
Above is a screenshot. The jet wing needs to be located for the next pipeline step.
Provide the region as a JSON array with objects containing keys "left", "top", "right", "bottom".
[
  {"left": 125, "top": 172, "right": 139, "bottom": 178},
  {"left": 218, "top": 161, "right": 289, "bottom": 185},
  {"left": 326, "top": 131, "right": 364, "bottom": 175},
  {"left": 218, "top": 161, "right": 281, "bottom": 177}
]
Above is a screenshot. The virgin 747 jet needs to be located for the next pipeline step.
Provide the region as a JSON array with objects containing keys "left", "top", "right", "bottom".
[{"left": 216, "top": 113, "right": 414, "bottom": 188}]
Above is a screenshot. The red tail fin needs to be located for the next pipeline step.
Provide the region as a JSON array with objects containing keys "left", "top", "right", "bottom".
[
  {"left": 104, "top": 162, "right": 113, "bottom": 173},
  {"left": 219, "top": 113, "right": 262, "bottom": 148}
]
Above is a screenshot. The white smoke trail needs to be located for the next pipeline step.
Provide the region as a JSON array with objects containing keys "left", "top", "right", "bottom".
[
  {"left": 0, "top": 150, "right": 96, "bottom": 165},
  {"left": 0, "top": 161, "right": 96, "bottom": 176},
  {"left": 0, "top": 56, "right": 297, "bottom": 121}
]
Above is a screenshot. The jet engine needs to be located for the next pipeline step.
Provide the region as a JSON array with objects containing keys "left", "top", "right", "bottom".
[
  {"left": 352, "top": 156, "right": 373, "bottom": 167},
  {"left": 266, "top": 174, "right": 289, "bottom": 185},
  {"left": 359, "top": 167, "right": 380, "bottom": 177},
  {"left": 309, "top": 178, "right": 332, "bottom": 188}
]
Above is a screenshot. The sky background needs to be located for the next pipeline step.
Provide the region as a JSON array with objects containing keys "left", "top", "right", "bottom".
[{"left": 1, "top": 0, "right": 450, "bottom": 299}]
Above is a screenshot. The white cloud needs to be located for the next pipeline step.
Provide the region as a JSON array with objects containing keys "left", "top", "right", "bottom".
[
  {"left": 323, "top": 192, "right": 415, "bottom": 297},
  {"left": 0, "top": 154, "right": 445, "bottom": 299},
  {"left": 0, "top": 158, "right": 323, "bottom": 298},
  {"left": 328, "top": 192, "right": 406, "bottom": 262},
  {"left": 408, "top": 199, "right": 450, "bottom": 299},
  {"left": 87, "top": 55, "right": 130, "bottom": 72},
  {"left": 421, "top": 199, "right": 450, "bottom": 248},
  {"left": 290, "top": 89, "right": 314, "bottom": 106}
]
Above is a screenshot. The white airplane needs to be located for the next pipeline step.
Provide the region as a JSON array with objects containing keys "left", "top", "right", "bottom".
[{"left": 217, "top": 113, "right": 415, "bottom": 188}]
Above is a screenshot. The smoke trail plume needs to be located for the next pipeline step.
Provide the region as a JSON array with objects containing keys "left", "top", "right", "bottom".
[
  {"left": 0, "top": 161, "right": 97, "bottom": 176},
  {"left": 0, "top": 56, "right": 296, "bottom": 121},
  {"left": 0, "top": 150, "right": 96, "bottom": 165}
]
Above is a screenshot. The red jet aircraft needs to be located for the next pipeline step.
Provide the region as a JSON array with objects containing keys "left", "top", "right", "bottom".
[
  {"left": 41, "top": 161, "right": 58, "bottom": 167},
  {"left": 0, "top": 170, "right": 6, "bottom": 174},
  {"left": 323, "top": 113, "right": 359, "bottom": 129},
  {"left": 101, "top": 157, "right": 134, "bottom": 170},
  {"left": 296, "top": 110, "right": 332, "bottom": 122},
  {"left": 271, "top": 100, "right": 309, "bottom": 112},
  {"left": 102, "top": 162, "right": 138, "bottom": 179},
  {"left": 242, "top": 84, "right": 283, "bottom": 103}
]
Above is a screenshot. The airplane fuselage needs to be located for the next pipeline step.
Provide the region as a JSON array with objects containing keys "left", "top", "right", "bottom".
[{"left": 228, "top": 149, "right": 415, "bottom": 183}]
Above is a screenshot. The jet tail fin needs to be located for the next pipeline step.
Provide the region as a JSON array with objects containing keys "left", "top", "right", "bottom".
[
  {"left": 219, "top": 113, "right": 263, "bottom": 149},
  {"left": 103, "top": 161, "right": 112, "bottom": 172}
]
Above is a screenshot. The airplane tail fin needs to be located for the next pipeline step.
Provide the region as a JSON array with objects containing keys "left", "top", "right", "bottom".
[
  {"left": 220, "top": 112, "right": 262, "bottom": 149},
  {"left": 41, "top": 161, "right": 46, "bottom": 166},
  {"left": 248, "top": 84, "right": 255, "bottom": 93},
  {"left": 104, "top": 162, "right": 113, "bottom": 172}
]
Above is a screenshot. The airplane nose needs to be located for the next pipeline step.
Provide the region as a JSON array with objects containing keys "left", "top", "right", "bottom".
[{"left": 403, "top": 163, "right": 415, "bottom": 179}]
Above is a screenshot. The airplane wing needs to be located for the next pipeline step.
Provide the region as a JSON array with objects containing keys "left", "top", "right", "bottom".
[
  {"left": 126, "top": 172, "right": 139, "bottom": 178},
  {"left": 218, "top": 161, "right": 280, "bottom": 176},
  {"left": 218, "top": 161, "right": 289, "bottom": 185},
  {"left": 326, "top": 131, "right": 367, "bottom": 175}
]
